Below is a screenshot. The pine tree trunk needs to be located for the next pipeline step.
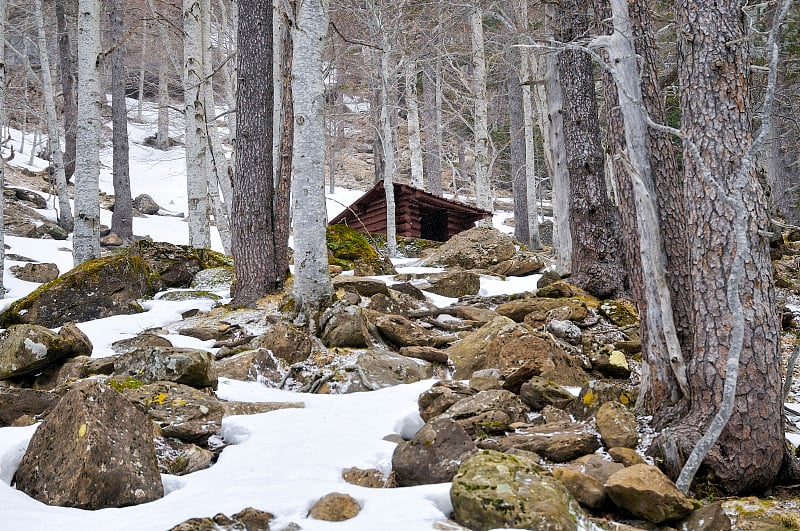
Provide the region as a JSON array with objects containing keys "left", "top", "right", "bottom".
[
  {"left": 231, "top": 0, "right": 279, "bottom": 308},
  {"left": 55, "top": 0, "right": 77, "bottom": 182},
  {"left": 34, "top": 0, "right": 73, "bottom": 232},
  {"left": 291, "top": 0, "right": 332, "bottom": 328},
  {"left": 650, "top": 0, "right": 785, "bottom": 494},
  {"left": 470, "top": 9, "right": 492, "bottom": 218},
  {"left": 405, "top": 60, "right": 424, "bottom": 190},
  {"left": 183, "top": 0, "right": 211, "bottom": 249},
  {"left": 555, "top": 0, "right": 625, "bottom": 298},
  {"left": 73, "top": 0, "right": 102, "bottom": 265},
  {"left": 274, "top": 1, "right": 292, "bottom": 281},
  {"left": 110, "top": 0, "right": 134, "bottom": 243}
]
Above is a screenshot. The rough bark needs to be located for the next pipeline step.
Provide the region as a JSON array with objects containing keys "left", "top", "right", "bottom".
[
  {"left": 519, "top": 49, "right": 541, "bottom": 250},
  {"left": 470, "top": 9, "right": 492, "bottom": 218},
  {"left": 231, "top": 0, "right": 279, "bottom": 308},
  {"left": 274, "top": 1, "right": 292, "bottom": 283},
  {"left": 555, "top": 0, "right": 625, "bottom": 298},
  {"left": 405, "top": 60, "right": 424, "bottom": 190},
  {"left": 109, "top": 0, "right": 134, "bottom": 243},
  {"left": 55, "top": 1, "right": 77, "bottom": 182},
  {"left": 73, "top": 0, "right": 102, "bottom": 265},
  {"left": 422, "top": 59, "right": 443, "bottom": 196},
  {"left": 149, "top": 0, "right": 172, "bottom": 150},
  {"left": 650, "top": 0, "right": 785, "bottom": 494},
  {"left": 0, "top": 0, "right": 5, "bottom": 297},
  {"left": 35, "top": 0, "right": 73, "bottom": 233},
  {"left": 291, "top": 0, "right": 332, "bottom": 328},
  {"left": 507, "top": 51, "right": 529, "bottom": 247}
]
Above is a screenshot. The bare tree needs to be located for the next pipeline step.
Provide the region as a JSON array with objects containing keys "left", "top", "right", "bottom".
[{"left": 0, "top": 0, "right": 6, "bottom": 297}]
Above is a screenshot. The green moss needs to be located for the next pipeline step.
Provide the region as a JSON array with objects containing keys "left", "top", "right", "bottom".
[{"left": 326, "top": 224, "right": 380, "bottom": 264}]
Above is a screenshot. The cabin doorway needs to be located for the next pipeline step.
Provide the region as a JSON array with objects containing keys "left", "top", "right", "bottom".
[{"left": 420, "top": 208, "right": 448, "bottom": 241}]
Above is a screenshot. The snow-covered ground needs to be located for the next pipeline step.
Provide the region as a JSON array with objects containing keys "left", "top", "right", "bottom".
[{"left": 0, "top": 100, "right": 542, "bottom": 530}]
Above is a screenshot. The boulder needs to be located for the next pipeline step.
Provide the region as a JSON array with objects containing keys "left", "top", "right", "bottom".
[
  {"left": 496, "top": 297, "right": 588, "bottom": 323},
  {"left": 374, "top": 314, "right": 452, "bottom": 348},
  {"left": 421, "top": 227, "right": 517, "bottom": 269},
  {"left": 442, "top": 389, "right": 530, "bottom": 437},
  {"left": 451, "top": 450, "right": 585, "bottom": 531},
  {"left": 596, "top": 401, "right": 639, "bottom": 449},
  {"left": 424, "top": 271, "right": 481, "bottom": 298},
  {"left": 418, "top": 381, "right": 476, "bottom": 422},
  {"left": 392, "top": 418, "right": 477, "bottom": 486},
  {"left": 445, "top": 316, "right": 517, "bottom": 378},
  {"left": 13, "top": 381, "right": 163, "bottom": 509},
  {"left": 569, "top": 380, "right": 636, "bottom": 420},
  {"left": 0, "top": 323, "right": 93, "bottom": 379},
  {"left": 10, "top": 262, "right": 59, "bottom": 283},
  {"left": 605, "top": 464, "right": 694, "bottom": 524},
  {"left": 349, "top": 349, "right": 433, "bottom": 391},
  {"left": 0, "top": 251, "right": 153, "bottom": 328},
  {"left": 342, "top": 467, "right": 395, "bottom": 488},
  {"left": 320, "top": 305, "right": 372, "bottom": 348},
  {"left": 0, "top": 388, "right": 60, "bottom": 427},
  {"left": 154, "top": 437, "right": 214, "bottom": 476},
  {"left": 114, "top": 347, "right": 217, "bottom": 389},
  {"left": 487, "top": 421, "right": 600, "bottom": 462},
  {"left": 552, "top": 468, "right": 606, "bottom": 510},
  {"left": 332, "top": 275, "right": 390, "bottom": 297},
  {"left": 308, "top": 492, "right": 361, "bottom": 521},
  {"left": 133, "top": 193, "right": 161, "bottom": 214},
  {"left": 214, "top": 348, "right": 283, "bottom": 384},
  {"left": 519, "top": 376, "right": 575, "bottom": 411},
  {"left": 327, "top": 223, "right": 380, "bottom": 267},
  {"left": 120, "top": 381, "right": 224, "bottom": 443}
]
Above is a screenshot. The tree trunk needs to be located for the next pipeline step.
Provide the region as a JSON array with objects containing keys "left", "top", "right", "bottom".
[
  {"left": 55, "top": 0, "right": 77, "bottom": 182},
  {"left": 422, "top": 59, "right": 442, "bottom": 196},
  {"left": 231, "top": 0, "right": 279, "bottom": 308},
  {"left": 507, "top": 51, "right": 529, "bottom": 247},
  {"left": 470, "top": 9, "right": 492, "bottom": 218},
  {"left": 274, "top": 0, "right": 292, "bottom": 282},
  {"left": 519, "top": 50, "right": 541, "bottom": 250},
  {"left": 291, "top": 0, "right": 332, "bottom": 329},
  {"left": 183, "top": 0, "right": 211, "bottom": 249},
  {"left": 555, "top": 0, "right": 625, "bottom": 298},
  {"left": 379, "top": 35, "right": 397, "bottom": 257},
  {"left": 73, "top": 0, "right": 102, "bottom": 265},
  {"left": 649, "top": 0, "right": 785, "bottom": 494},
  {"left": 34, "top": 0, "right": 73, "bottom": 233},
  {"left": 137, "top": 21, "right": 146, "bottom": 123},
  {"left": 109, "top": 0, "right": 134, "bottom": 243},
  {"left": 404, "top": 60, "right": 424, "bottom": 190},
  {"left": 0, "top": 0, "right": 5, "bottom": 297},
  {"left": 149, "top": 0, "right": 172, "bottom": 150}
]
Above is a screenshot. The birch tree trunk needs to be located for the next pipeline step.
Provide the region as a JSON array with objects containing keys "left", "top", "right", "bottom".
[
  {"left": 470, "top": 9, "right": 492, "bottom": 218},
  {"left": 149, "top": 0, "right": 172, "bottom": 150},
  {"left": 507, "top": 52, "right": 529, "bottom": 247},
  {"left": 34, "top": 0, "right": 73, "bottom": 232},
  {"left": 137, "top": 21, "right": 146, "bottom": 123},
  {"left": 404, "top": 60, "right": 424, "bottom": 189},
  {"left": 291, "top": 0, "right": 332, "bottom": 328},
  {"left": 519, "top": 51, "right": 541, "bottom": 249},
  {"left": 379, "top": 33, "right": 398, "bottom": 257},
  {"left": 73, "top": 0, "right": 102, "bottom": 265},
  {"left": 55, "top": 1, "right": 77, "bottom": 181},
  {"left": 184, "top": 0, "right": 211, "bottom": 249},
  {"left": 0, "top": 0, "right": 5, "bottom": 297},
  {"left": 422, "top": 60, "right": 442, "bottom": 196},
  {"left": 110, "top": 0, "right": 134, "bottom": 243}
]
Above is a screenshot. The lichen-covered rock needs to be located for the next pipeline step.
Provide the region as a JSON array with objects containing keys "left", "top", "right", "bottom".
[
  {"left": 13, "top": 381, "right": 163, "bottom": 509},
  {"left": 252, "top": 319, "right": 313, "bottom": 364},
  {"left": 450, "top": 450, "right": 585, "bottom": 531},
  {"left": 374, "top": 314, "right": 452, "bottom": 348},
  {"left": 120, "top": 381, "right": 224, "bottom": 443},
  {"left": 442, "top": 389, "right": 530, "bottom": 437},
  {"left": 423, "top": 270, "right": 481, "bottom": 298},
  {"left": 0, "top": 251, "right": 153, "bottom": 328},
  {"left": 445, "top": 316, "right": 517, "bottom": 379},
  {"left": 487, "top": 421, "right": 600, "bottom": 462},
  {"left": 552, "top": 467, "right": 606, "bottom": 510},
  {"left": 605, "top": 464, "right": 694, "bottom": 524},
  {"left": 0, "top": 323, "right": 92, "bottom": 379},
  {"left": 327, "top": 223, "right": 380, "bottom": 268},
  {"left": 418, "top": 381, "right": 476, "bottom": 422},
  {"left": 10, "top": 262, "right": 59, "bottom": 283},
  {"left": 308, "top": 492, "right": 361, "bottom": 521},
  {"left": 114, "top": 347, "right": 217, "bottom": 389},
  {"left": 519, "top": 376, "right": 575, "bottom": 411},
  {"left": 392, "top": 418, "right": 477, "bottom": 486},
  {"left": 596, "top": 401, "right": 639, "bottom": 449},
  {"left": 421, "top": 227, "right": 517, "bottom": 269}
]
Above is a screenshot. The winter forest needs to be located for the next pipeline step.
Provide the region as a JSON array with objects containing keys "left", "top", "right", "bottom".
[{"left": 1, "top": 0, "right": 800, "bottom": 529}]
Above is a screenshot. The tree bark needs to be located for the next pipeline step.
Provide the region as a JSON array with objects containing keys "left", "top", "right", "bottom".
[
  {"left": 35, "top": 0, "right": 73, "bottom": 233},
  {"left": 422, "top": 59, "right": 442, "bottom": 196},
  {"left": 650, "top": 0, "right": 785, "bottom": 494},
  {"left": 0, "top": 0, "right": 5, "bottom": 297},
  {"left": 149, "top": 0, "right": 173, "bottom": 150},
  {"left": 231, "top": 0, "right": 279, "bottom": 308},
  {"left": 404, "top": 60, "right": 424, "bottom": 190},
  {"left": 73, "top": 0, "right": 102, "bottom": 265},
  {"left": 109, "top": 0, "right": 134, "bottom": 243},
  {"left": 470, "top": 9, "right": 492, "bottom": 218},
  {"left": 507, "top": 51, "right": 529, "bottom": 247},
  {"left": 274, "top": 0, "right": 292, "bottom": 283},
  {"left": 55, "top": 0, "right": 77, "bottom": 182},
  {"left": 291, "top": 0, "right": 332, "bottom": 329},
  {"left": 519, "top": 49, "right": 541, "bottom": 250},
  {"left": 555, "top": 0, "right": 625, "bottom": 298},
  {"left": 378, "top": 32, "right": 398, "bottom": 257}
]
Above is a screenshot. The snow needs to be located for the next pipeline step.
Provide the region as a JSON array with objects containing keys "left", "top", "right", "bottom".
[{"left": 0, "top": 104, "right": 545, "bottom": 530}]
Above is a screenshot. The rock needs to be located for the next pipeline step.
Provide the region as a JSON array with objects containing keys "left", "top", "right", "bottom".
[
  {"left": 445, "top": 316, "right": 517, "bottom": 379},
  {"left": 424, "top": 271, "right": 481, "bottom": 298},
  {"left": 469, "top": 368, "right": 503, "bottom": 391},
  {"left": 10, "top": 262, "right": 59, "bottom": 283},
  {"left": 442, "top": 389, "right": 530, "bottom": 437},
  {"left": 190, "top": 267, "right": 235, "bottom": 293},
  {"left": 552, "top": 468, "right": 606, "bottom": 510},
  {"left": 569, "top": 380, "right": 636, "bottom": 420},
  {"left": 214, "top": 348, "right": 283, "bottom": 384},
  {"left": 253, "top": 320, "right": 313, "bottom": 364},
  {"left": 0, "top": 251, "right": 153, "bottom": 328},
  {"left": 588, "top": 344, "right": 632, "bottom": 379},
  {"left": 327, "top": 223, "right": 381, "bottom": 266},
  {"left": 392, "top": 418, "right": 477, "bottom": 486},
  {"left": 399, "top": 345, "right": 449, "bottom": 364},
  {"left": 598, "top": 298, "right": 639, "bottom": 327},
  {"left": 548, "top": 319, "right": 583, "bottom": 345},
  {"left": 132, "top": 193, "right": 161, "bottom": 214},
  {"left": 332, "top": 275, "right": 390, "bottom": 297},
  {"left": 605, "top": 464, "right": 694, "bottom": 524},
  {"left": 112, "top": 333, "right": 173, "bottom": 355},
  {"left": 374, "top": 314, "right": 451, "bottom": 348},
  {"left": 13, "top": 381, "right": 163, "bottom": 509},
  {"left": 169, "top": 509, "right": 273, "bottom": 531},
  {"left": 496, "top": 296, "right": 588, "bottom": 324},
  {"left": 680, "top": 502, "right": 731, "bottom": 531},
  {"left": 220, "top": 401, "right": 304, "bottom": 416},
  {"left": 418, "top": 381, "right": 476, "bottom": 422},
  {"left": 342, "top": 467, "right": 394, "bottom": 488},
  {"left": 451, "top": 450, "right": 585, "bottom": 531},
  {"left": 99, "top": 232, "right": 124, "bottom": 247},
  {"left": 353, "top": 255, "right": 397, "bottom": 276},
  {"left": 155, "top": 437, "right": 214, "bottom": 476},
  {"left": 596, "top": 401, "right": 639, "bottom": 449},
  {"left": 120, "top": 381, "right": 224, "bottom": 443},
  {"left": 608, "top": 447, "right": 646, "bottom": 467},
  {"left": 488, "top": 421, "right": 600, "bottom": 462},
  {"left": 133, "top": 240, "right": 230, "bottom": 290},
  {"left": 308, "top": 492, "right": 361, "bottom": 521},
  {"left": 114, "top": 347, "right": 218, "bottom": 389},
  {"left": 0, "top": 388, "right": 60, "bottom": 427},
  {"left": 320, "top": 304, "right": 372, "bottom": 348},
  {"left": 0, "top": 323, "right": 92, "bottom": 379},
  {"left": 519, "top": 376, "right": 575, "bottom": 411},
  {"left": 579, "top": 455, "right": 625, "bottom": 484},
  {"left": 488, "top": 254, "right": 545, "bottom": 276},
  {"left": 12, "top": 187, "right": 47, "bottom": 208},
  {"left": 421, "top": 227, "right": 517, "bottom": 269},
  {"left": 350, "top": 349, "right": 433, "bottom": 391}
]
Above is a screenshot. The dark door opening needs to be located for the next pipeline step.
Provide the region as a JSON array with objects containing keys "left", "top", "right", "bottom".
[{"left": 420, "top": 208, "right": 448, "bottom": 241}]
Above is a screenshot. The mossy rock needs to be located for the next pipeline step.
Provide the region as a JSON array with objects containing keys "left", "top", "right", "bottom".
[
  {"left": 599, "top": 298, "right": 639, "bottom": 327},
  {"left": 326, "top": 224, "right": 380, "bottom": 267}
]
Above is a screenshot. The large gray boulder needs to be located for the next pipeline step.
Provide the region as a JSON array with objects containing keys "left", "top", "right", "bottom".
[
  {"left": 418, "top": 381, "right": 476, "bottom": 422},
  {"left": 113, "top": 347, "right": 217, "bottom": 389},
  {"left": 392, "top": 418, "right": 477, "bottom": 486},
  {"left": 13, "top": 381, "right": 163, "bottom": 509},
  {"left": 0, "top": 323, "right": 93, "bottom": 379},
  {"left": 320, "top": 305, "right": 373, "bottom": 348},
  {"left": 450, "top": 450, "right": 585, "bottom": 531}
]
